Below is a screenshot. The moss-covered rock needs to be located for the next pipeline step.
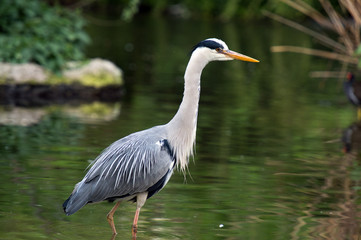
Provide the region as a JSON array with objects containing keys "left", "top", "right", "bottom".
[
  {"left": 62, "top": 58, "right": 123, "bottom": 87},
  {"left": 0, "top": 58, "right": 123, "bottom": 87}
]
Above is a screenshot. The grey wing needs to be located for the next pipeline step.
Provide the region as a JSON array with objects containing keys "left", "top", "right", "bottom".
[{"left": 79, "top": 130, "right": 175, "bottom": 203}]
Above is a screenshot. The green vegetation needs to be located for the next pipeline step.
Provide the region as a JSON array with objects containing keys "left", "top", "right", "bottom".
[
  {"left": 266, "top": 0, "right": 361, "bottom": 74},
  {"left": 0, "top": 0, "right": 350, "bottom": 76},
  {"left": 69, "top": 0, "right": 323, "bottom": 21},
  {"left": 0, "top": 0, "right": 90, "bottom": 73}
]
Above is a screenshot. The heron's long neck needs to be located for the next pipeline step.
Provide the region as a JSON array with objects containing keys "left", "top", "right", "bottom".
[{"left": 166, "top": 54, "right": 208, "bottom": 171}]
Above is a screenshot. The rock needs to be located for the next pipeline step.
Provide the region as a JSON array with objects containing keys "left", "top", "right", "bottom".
[
  {"left": 0, "top": 58, "right": 123, "bottom": 88},
  {"left": 0, "top": 59, "right": 124, "bottom": 106},
  {"left": 0, "top": 63, "right": 48, "bottom": 84},
  {"left": 63, "top": 58, "right": 123, "bottom": 87}
]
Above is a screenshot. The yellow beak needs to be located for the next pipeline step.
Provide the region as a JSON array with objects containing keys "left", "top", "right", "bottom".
[{"left": 218, "top": 49, "right": 259, "bottom": 62}]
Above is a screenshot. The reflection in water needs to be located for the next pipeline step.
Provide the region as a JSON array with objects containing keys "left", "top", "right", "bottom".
[
  {"left": 0, "top": 102, "right": 121, "bottom": 126},
  {"left": 0, "top": 107, "right": 46, "bottom": 126},
  {"left": 342, "top": 122, "right": 361, "bottom": 154},
  {"left": 1, "top": 17, "right": 361, "bottom": 240},
  {"left": 62, "top": 102, "right": 121, "bottom": 123},
  {"left": 294, "top": 153, "right": 361, "bottom": 240}
]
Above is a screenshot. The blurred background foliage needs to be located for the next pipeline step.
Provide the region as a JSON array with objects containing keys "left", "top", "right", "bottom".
[
  {"left": 46, "top": 0, "right": 332, "bottom": 20},
  {"left": 0, "top": 0, "right": 90, "bottom": 73},
  {"left": 0, "top": 0, "right": 356, "bottom": 73}
]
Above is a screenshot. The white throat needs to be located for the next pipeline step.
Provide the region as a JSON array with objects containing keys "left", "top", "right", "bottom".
[{"left": 166, "top": 50, "right": 210, "bottom": 172}]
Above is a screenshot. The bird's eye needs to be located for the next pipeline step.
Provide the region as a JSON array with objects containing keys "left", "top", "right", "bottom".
[{"left": 216, "top": 48, "right": 222, "bottom": 52}]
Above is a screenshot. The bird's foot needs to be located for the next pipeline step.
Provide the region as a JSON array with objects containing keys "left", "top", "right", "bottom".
[
  {"left": 110, "top": 232, "right": 118, "bottom": 240},
  {"left": 132, "top": 224, "right": 138, "bottom": 239},
  {"left": 107, "top": 214, "right": 118, "bottom": 235}
]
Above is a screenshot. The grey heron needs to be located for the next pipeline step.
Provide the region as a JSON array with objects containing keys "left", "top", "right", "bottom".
[{"left": 63, "top": 38, "right": 259, "bottom": 239}]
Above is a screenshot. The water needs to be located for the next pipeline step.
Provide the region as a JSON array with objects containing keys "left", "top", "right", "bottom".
[{"left": 1, "top": 16, "right": 361, "bottom": 239}]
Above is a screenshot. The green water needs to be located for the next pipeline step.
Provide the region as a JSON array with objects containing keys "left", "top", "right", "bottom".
[{"left": 1, "top": 17, "right": 361, "bottom": 239}]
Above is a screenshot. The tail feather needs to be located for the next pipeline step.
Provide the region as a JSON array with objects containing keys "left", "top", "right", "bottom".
[
  {"left": 63, "top": 181, "right": 91, "bottom": 215},
  {"left": 63, "top": 192, "right": 89, "bottom": 215},
  {"left": 63, "top": 195, "right": 72, "bottom": 215}
]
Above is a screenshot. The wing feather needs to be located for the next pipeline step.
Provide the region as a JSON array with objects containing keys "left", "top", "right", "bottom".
[{"left": 76, "top": 126, "right": 174, "bottom": 203}]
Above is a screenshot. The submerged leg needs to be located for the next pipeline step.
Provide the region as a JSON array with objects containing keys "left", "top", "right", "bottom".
[
  {"left": 107, "top": 202, "right": 121, "bottom": 235},
  {"left": 132, "top": 192, "right": 148, "bottom": 240}
]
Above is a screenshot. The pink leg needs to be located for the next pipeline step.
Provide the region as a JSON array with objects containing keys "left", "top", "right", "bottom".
[
  {"left": 132, "top": 208, "right": 140, "bottom": 239},
  {"left": 132, "top": 192, "right": 148, "bottom": 240},
  {"left": 107, "top": 202, "right": 120, "bottom": 235}
]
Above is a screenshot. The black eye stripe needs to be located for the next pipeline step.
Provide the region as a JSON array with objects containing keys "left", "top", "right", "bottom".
[{"left": 191, "top": 40, "right": 223, "bottom": 54}]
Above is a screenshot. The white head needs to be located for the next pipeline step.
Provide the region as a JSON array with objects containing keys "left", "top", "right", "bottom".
[{"left": 190, "top": 38, "right": 259, "bottom": 63}]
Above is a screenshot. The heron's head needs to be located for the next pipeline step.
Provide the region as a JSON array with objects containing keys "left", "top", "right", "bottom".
[{"left": 191, "top": 38, "right": 259, "bottom": 63}]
